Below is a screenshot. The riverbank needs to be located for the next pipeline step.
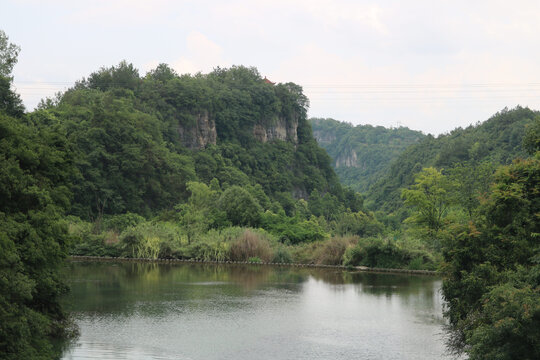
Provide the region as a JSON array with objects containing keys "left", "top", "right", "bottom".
[{"left": 69, "top": 255, "right": 438, "bottom": 276}]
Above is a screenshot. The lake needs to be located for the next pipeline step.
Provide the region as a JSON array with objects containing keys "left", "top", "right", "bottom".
[{"left": 61, "top": 261, "right": 452, "bottom": 360}]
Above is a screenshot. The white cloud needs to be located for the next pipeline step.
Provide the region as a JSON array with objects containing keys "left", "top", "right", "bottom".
[
  {"left": 299, "top": 0, "right": 387, "bottom": 34},
  {"left": 64, "top": 0, "right": 188, "bottom": 25},
  {"left": 5, "top": 0, "right": 540, "bottom": 132},
  {"left": 271, "top": 40, "right": 540, "bottom": 134},
  {"left": 171, "top": 32, "right": 229, "bottom": 75}
]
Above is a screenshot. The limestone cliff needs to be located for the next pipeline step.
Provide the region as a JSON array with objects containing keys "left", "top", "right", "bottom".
[
  {"left": 335, "top": 148, "right": 358, "bottom": 168},
  {"left": 253, "top": 116, "right": 299, "bottom": 144},
  {"left": 177, "top": 111, "right": 217, "bottom": 149},
  {"left": 312, "top": 130, "right": 336, "bottom": 145},
  {"left": 178, "top": 112, "right": 300, "bottom": 150}
]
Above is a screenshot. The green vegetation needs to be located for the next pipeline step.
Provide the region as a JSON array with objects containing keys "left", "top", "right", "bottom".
[
  {"left": 441, "top": 151, "right": 540, "bottom": 359},
  {"left": 394, "top": 117, "right": 539, "bottom": 357},
  {"left": 310, "top": 109, "right": 539, "bottom": 357},
  {"left": 310, "top": 118, "right": 425, "bottom": 192},
  {"left": 369, "top": 106, "right": 537, "bottom": 212},
  {"left": 0, "top": 30, "right": 74, "bottom": 359},
  {"left": 35, "top": 61, "right": 349, "bottom": 220},
  {"left": 2, "top": 27, "right": 539, "bottom": 359}
]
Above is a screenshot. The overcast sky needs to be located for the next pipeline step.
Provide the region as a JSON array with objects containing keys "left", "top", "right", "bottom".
[{"left": 3, "top": 0, "right": 540, "bottom": 134}]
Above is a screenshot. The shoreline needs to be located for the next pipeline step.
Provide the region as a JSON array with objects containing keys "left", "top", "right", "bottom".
[{"left": 68, "top": 255, "right": 438, "bottom": 276}]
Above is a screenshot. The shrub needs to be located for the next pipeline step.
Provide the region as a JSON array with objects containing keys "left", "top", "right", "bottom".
[
  {"left": 229, "top": 229, "right": 273, "bottom": 262},
  {"left": 342, "top": 236, "right": 437, "bottom": 270},
  {"left": 313, "top": 236, "right": 358, "bottom": 265},
  {"left": 335, "top": 211, "right": 384, "bottom": 237},
  {"left": 262, "top": 212, "right": 328, "bottom": 244},
  {"left": 103, "top": 212, "right": 145, "bottom": 232},
  {"left": 119, "top": 222, "right": 181, "bottom": 259},
  {"left": 67, "top": 216, "right": 121, "bottom": 256},
  {"left": 185, "top": 239, "right": 230, "bottom": 261},
  {"left": 272, "top": 246, "right": 293, "bottom": 263},
  {"left": 218, "top": 186, "right": 263, "bottom": 226}
]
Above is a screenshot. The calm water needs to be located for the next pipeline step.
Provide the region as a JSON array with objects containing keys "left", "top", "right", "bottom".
[{"left": 62, "top": 261, "right": 451, "bottom": 360}]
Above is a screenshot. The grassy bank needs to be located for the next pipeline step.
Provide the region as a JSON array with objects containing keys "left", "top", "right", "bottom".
[{"left": 67, "top": 216, "right": 439, "bottom": 271}]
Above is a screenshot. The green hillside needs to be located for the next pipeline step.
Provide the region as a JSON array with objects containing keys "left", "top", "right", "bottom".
[
  {"left": 310, "top": 118, "right": 425, "bottom": 192},
  {"left": 367, "top": 106, "right": 538, "bottom": 212},
  {"left": 34, "top": 63, "right": 354, "bottom": 219}
]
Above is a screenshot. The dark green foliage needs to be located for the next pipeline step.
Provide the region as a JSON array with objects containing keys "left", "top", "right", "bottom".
[
  {"left": 334, "top": 210, "right": 384, "bottom": 237},
  {"left": 218, "top": 186, "right": 263, "bottom": 227},
  {"left": 467, "top": 274, "right": 540, "bottom": 360},
  {"left": 523, "top": 115, "right": 540, "bottom": 155},
  {"left": 49, "top": 88, "right": 196, "bottom": 218},
  {"left": 0, "top": 75, "right": 24, "bottom": 117},
  {"left": 41, "top": 63, "right": 353, "bottom": 220},
  {"left": 342, "top": 237, "right": 436, "bottom": 270},
  {"left": 308, "top": 189, "right": 344, "bottom": 221},
  {"left": 102, "top": 213, "right": 145, "bottom": 233},
  {"left": 272, "top": 246, "right": 293, "bottom": 263},
  {"left": 441, "top": 154, "right": 540, "bottom": 358},
  {"left": 82, "top": 60, "right": 141, "bottom": 92},
  {"left": 447, "top": 161, "right": 495, "bottom": 219},
  {"left": 369, "top": 107, "right": 537, "bottom": 212},
  {"left": 0, "top": 112, "right": 74, "bottom": 358},
  {"left": 1, "top": 33, "right": 75, "bottom": 358},
  {"left": 310, "top": 118, "right": 425, "bottom": 192},
  {"left": 261, "top": 211, "right": 327, "bottom": 244}
]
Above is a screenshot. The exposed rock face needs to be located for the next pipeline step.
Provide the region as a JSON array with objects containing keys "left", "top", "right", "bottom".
[
  {"left": 335, "top": 148, "right": 358, "bottom": 168},
  {"left": 177, "top": 111, "right": 217, "bottom": 149},
  {"left": 253, "top": 116, "right": 298, "bottom": 144},
  {"left": 179, "top": 112, "right": 299, "bottom": 149},
  {"left": 312, "top": 130, "right": 336, "bottom": 145}
]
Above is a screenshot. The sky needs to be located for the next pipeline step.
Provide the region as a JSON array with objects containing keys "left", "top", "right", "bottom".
[{"left": 2, "top": 0, "right": 540, "bottom": 135}]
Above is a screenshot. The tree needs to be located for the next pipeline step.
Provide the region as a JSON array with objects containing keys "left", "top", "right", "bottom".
[
  {"left": 335, "top": 210, "right": 383, "bottom": 237},
  {"left": 0, "top": 30, "right": 20, "bottom": 78},
  {"left": 1, "top": 32, "right": 75, "bottom": 358},
  {"left": 401, "top": 167, "right": 454, "bottom": 248},
  {"left": 218, "top": 186, "right": 262, "bottom": 227},
  {"left": 177, "top": 182, "right": 223, "bottom": 243},
  {"left": 447, "top": 161, "right": 494, "bottom": 219},
  {"left": 441, "top": 154, "right": 540, "bottom": 359},
  {"left": 0, "top": 30, "right": 24, "bottom": 117},
  {"left": 523, "top": 115, "right": 540, "bottom": 155},
  {"left": 0, "top": 112, "right": 74, "bottom": 358}
]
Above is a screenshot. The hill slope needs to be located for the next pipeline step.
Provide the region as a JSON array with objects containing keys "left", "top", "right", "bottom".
[
  {"left": 35, "top": 63, "right": 358, "bottom": 219},
  {"left": 368, "top": 106, "right": 538, "bottom": 212},
  {"left": 309, "top": 118, "right": 425, "bottom": 192}
]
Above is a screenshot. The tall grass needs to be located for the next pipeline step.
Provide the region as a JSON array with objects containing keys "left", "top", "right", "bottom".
[
  {"left": 229, "top": 229, "right": 273, "bottom": 262},
  {"left": 313, "top": 236, "right": 358, "bottom": 265},
  {"left": 120, "top": 222, "right": 182, "bottom": 259}
]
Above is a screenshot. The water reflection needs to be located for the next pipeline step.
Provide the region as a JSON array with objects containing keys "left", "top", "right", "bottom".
[{"left": 62, "top": 261, "right": 451, "bottom": 360}]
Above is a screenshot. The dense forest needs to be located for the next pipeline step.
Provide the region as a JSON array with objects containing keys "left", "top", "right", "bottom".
[
  {"left": 1, "top": 29, "right": 538, "bottom": 359},
  {"left": 368, "top": 106, "right": 537, "bottom": 214},
  {"left": 309, "top": 118, "right": 425, "bottom": 192}
]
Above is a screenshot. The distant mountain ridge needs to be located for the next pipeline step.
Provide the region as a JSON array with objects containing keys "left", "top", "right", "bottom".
[
  {"left": 309, "top": 118, "right": 425, "bottom": 192},
  {"left": 367, "top": 106, "right": 538, "bottom": 212}
]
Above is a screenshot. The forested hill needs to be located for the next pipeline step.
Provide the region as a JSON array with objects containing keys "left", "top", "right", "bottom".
[
  {"left": 368, "top": 106, "right": 538, "bottom": 212},
  {"left": 35, "top": 62, "right": 358, "bottom": 219},
  {"left": 309, "top": 118, "right": 425, "bottom": 192}
]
